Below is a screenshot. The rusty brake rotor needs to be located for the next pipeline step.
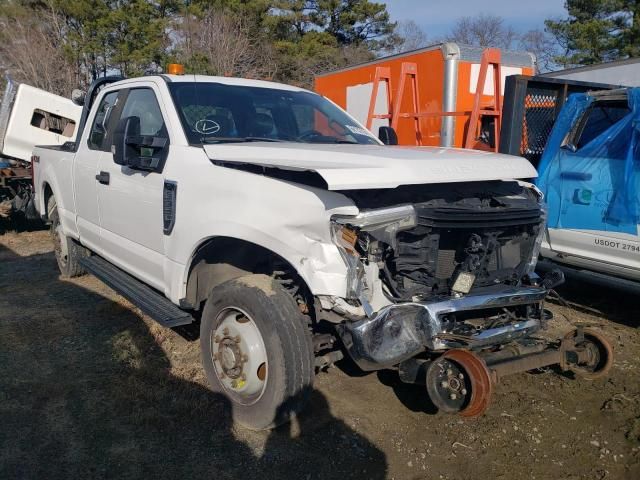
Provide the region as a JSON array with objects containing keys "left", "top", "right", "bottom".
[
  {"left": 563, "top": 328, "right": 613, "bottom": 380},
  {"left": 426, "top": 349, "right": 494, "bottom": 418}
]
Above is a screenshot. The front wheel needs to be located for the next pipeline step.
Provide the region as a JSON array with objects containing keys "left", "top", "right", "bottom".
[{"left": 200, "top": 274, "right": 314, "bottom": 430}]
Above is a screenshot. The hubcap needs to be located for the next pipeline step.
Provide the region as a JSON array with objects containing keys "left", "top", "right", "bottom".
[{"left": 211, "top": 307, "right": 268, "bottom": 405}]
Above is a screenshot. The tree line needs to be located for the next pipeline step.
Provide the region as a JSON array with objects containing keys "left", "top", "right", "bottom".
[
  {"left": 1, "top": 0, "right": 639, "bottom": 98},
  {"left": 0, "top": 0, "right": 398, "bottom": 96}
]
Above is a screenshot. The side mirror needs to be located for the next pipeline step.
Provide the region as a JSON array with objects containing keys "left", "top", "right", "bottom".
[
  {"left": 71, "top": 89, "right": 86, "bottom": 106},
  {"left": 112, "top": 116, "right": 168, "bottom": 171},
  {"left": 378, "top": 126, "right": 398, "bottom": 145},
  {"left": 560, "top": 134, "right": 578, "bottom": 152}
]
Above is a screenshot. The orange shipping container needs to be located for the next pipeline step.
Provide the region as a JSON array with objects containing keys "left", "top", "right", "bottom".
[{"left": 315, "top": 43, "right": 535, "bottom": 148}]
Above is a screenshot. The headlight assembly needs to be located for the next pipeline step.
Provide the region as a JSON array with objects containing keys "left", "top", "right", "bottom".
[
  {"left": 525, "top": 201, "right": 548, "bottom": 274},
  {"left": 331, "top": 205, "right": 417, "bottom": 298}
]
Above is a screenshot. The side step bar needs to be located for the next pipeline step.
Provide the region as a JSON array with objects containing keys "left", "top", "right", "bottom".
[{"left": 80, "top": 255, "right": 194, "bottom": 328}]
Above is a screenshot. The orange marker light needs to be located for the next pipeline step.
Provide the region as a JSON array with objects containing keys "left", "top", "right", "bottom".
[{"left": 167, "top": 63, "right": 185, "bottom": 75}]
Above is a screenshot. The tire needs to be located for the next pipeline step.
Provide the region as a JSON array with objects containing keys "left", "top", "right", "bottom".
[
  {"left": 48, "top": 195, "right": 89, "bottom": 278},
  {"left": 200, "top": 274, "right": 314, "bottom": 430}
]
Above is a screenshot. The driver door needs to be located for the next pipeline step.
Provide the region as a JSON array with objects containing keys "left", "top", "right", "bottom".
[{"left": 96, "top": 85, "right": 169, "bottom": 290}]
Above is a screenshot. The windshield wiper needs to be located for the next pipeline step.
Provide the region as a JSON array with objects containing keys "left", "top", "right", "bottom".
[
  {"left": 201, "top": 137, "right": 285, "bottom": 144},
  {"left": 300, "top": 138, "right": 359, "bottom": 144}
]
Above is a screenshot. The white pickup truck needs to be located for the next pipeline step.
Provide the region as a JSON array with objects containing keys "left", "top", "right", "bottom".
[{"left": 32, "top": 72, "right": 613, "bottom": 430}]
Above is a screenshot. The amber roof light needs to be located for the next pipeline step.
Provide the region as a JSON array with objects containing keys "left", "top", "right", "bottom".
[{"left": 167, "top": 64, "right": 185, "bottom": 75}]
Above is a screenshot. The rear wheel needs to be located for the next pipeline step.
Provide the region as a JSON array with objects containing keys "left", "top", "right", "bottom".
[
  {"left": 200, "top": 274, "right": 314, "bottom": 430},
  {"left": 48, "top": 195, "right": 88, "bottom": 278},
  {"left": 564, "top": 328, "right": 613, "bottom": 379}
]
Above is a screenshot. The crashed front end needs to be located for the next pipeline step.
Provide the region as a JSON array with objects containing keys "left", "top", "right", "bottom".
[
  {"left": 321, "top": 181, "right": 611, "bottom": 416},
  {"left": 328, "top": 181, "right": 548, "bottom": 366}
]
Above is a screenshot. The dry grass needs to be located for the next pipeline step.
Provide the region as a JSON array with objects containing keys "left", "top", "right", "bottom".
[{"left": 1, "top": 230, "right": 639, "bottom": 479}]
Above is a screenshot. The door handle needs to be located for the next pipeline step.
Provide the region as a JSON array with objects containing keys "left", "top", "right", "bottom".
[
  {"left": 95, "top": 171, "right": 110, "bottom": 185},
  {"left": 560, "top": 171, "right": 592, "bottom": 181}
]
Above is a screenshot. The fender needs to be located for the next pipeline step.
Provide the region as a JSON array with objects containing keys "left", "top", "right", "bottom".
[
  {"left": 39, "top": 175, "right": 79, "bottom": 241},
  {"left": 165, "top": 221, "right": 350, "bottom": 304}
]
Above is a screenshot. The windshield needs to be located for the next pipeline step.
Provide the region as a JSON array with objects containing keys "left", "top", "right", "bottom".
[{"left": 168, "top": 82, "right": 379, "bottom": 145}]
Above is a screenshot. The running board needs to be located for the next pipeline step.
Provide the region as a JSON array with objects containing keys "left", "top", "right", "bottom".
[{"left": 80, "top": 255, "right": 194, "bottom": 328}]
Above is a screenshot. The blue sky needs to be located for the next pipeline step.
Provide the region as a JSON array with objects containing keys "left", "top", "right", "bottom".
[{"left": 380, "top": 0, "right": 567, "bottom": 38}]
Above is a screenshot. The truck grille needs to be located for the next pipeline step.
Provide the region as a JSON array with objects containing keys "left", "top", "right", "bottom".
[{"left": 390, "top": 205, "right": 542, "bottom": 299}]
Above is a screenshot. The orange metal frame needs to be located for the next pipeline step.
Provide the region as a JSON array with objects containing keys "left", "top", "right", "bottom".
[
  {"left": 463, "top": 48, "right": 502, "bottom": 151},
  {"left": 365, "top": 48, "right": 504, "bottom": 151},
  {"left": 365, "top": 66, "right": 393, "bottom": 131}
]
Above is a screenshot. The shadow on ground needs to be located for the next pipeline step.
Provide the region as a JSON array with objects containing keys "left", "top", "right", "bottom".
[
  {"left": 0, "top": 216, "right": 46, "bottom": 235},
  {"left": 550, "top": 276, "right": 640, "bottom": 329},
  {"left": 0, "top": 244, "right": 387, "bottom": 479}
]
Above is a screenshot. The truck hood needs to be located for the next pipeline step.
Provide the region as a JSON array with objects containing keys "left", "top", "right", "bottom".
[{"left": 203, "top": 143, "right": 537, "bottom": 190}]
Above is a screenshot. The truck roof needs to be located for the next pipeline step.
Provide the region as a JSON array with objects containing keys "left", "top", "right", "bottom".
[{"left": 110, "top": 74, "right": 309, "bottom": 93}]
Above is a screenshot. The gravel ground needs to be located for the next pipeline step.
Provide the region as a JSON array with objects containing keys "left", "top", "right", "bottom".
[{"left": 1, "top": 229, "right": 639, "bottom": 479}]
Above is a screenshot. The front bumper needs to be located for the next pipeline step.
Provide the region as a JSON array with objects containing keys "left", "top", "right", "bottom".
[{"left": 336, "top": 285, "right": 549, "bottom": 371}]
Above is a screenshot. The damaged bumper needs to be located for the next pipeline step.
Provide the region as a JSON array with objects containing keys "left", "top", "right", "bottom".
[{"left": 336, "top": 285, "right": 548, "bottom": 371}]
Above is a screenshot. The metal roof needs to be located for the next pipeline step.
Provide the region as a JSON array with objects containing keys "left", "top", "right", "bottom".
[
  {"left": 545, "top": 57, "right": 640, "bottom": 77},
  {"left": 315, "top": 43, "right": 536, "bottom": 77}
]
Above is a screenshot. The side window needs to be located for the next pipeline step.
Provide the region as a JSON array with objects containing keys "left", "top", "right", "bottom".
[
  {"left": 88, "top": 91, "right": 118, "bottom": 151},
  {"left": 576, "top": 103, "right": 629, "bottom": 149},
  {"left": 119, "top": 88, "right": 166, "bottom": 136},
  {"left": 564, "top": 101, "right": 631, "bottom": 152},
  {"left": 30, "top": 109, "right": 76, "bottom": 137}
]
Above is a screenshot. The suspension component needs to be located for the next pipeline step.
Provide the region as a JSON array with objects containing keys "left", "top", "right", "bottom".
[{"left": 426, "top": 349, "right": 493, "bottom": 418}]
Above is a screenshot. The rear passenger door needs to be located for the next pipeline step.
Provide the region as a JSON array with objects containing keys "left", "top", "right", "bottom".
[{"left": 96, "top": 85, "right": 169, "bottom": 290}]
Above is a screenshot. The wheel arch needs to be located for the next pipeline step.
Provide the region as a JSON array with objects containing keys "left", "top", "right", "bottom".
[
  {"left": 183, "top": 236, "right": 314, "bottom": 314},
  {"left": 41, "top": 181, "right": 54, "bottom": 220}
]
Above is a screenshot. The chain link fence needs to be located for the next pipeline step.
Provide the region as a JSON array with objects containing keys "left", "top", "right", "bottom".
[{"left": 499, "top": 76, "right": 618, "bottom": 167}]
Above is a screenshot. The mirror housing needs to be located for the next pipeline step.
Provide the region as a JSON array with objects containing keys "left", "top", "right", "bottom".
[
  {"left": 378, "top": 126, "right": 398, "bottom": 145},
  {"left": 71, "top": 89, "right": 86, "bottom": 106},
  {"left": 560, "top": 133, "right": 578, "bottom": 152},
  {"left": 112, "top": 116, "right": 168, "bottom": 171}
]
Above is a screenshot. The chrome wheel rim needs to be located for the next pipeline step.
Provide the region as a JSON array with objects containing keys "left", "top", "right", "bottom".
[{"left": 210, "top": 307, "right": 268, "bottom": 405}]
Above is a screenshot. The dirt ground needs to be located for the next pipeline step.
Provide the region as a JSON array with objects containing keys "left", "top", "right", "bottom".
[{"left": 1, "top": 228, "right": 639, "bottom": 480}]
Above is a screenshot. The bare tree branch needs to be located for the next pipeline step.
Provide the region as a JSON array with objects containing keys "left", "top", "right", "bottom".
[
  {"left": 174, "top": 10, "right": 277, "bottom": 80},
  {"left": 0, "top": 3, "right": 78, "bottom": 96}
]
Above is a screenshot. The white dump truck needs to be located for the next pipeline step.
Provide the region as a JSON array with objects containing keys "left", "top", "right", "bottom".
[
  {"left": 0, "top": 76, "right": 81, "bottom": 219},
  {"left": 31, "top": 71, "right": 612, "bottom": 430}
]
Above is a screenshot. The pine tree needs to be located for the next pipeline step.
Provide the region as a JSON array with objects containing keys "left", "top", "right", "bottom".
[{"left": 546, "top": 0, "right": 640, "bottom": 67}]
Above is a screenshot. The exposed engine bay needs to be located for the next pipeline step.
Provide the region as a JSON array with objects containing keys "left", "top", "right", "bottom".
[{"left": 338, "top": 181, "right": 544, "bottom": 302}]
